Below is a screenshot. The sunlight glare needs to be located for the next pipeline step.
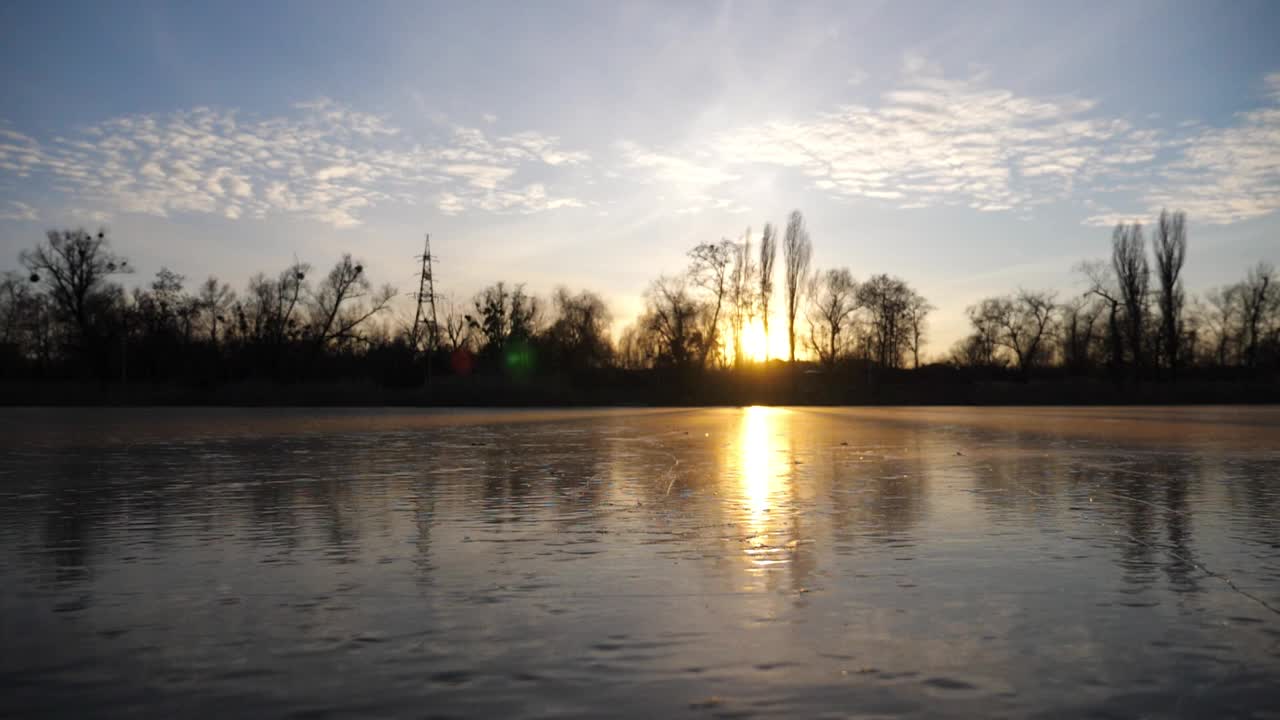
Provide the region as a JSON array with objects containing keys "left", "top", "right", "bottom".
[
  {"left": 738, "top": 406, "right": 790, "bottom": 530},
  {"left": 736, "top": 318, "right": 789, "bottom": 362}
]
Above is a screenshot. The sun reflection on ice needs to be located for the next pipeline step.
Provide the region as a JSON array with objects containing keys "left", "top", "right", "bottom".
[{"left": 736, "top": 406, "right": 793, "bottom": 576}]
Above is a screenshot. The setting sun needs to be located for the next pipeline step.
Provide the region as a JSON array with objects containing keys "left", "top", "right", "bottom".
[{"left": 735, "top": 318, "right": 790, "bottom": 363}]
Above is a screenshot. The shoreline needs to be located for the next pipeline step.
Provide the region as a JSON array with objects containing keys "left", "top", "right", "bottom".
[{"left": 4, "top": 377, "right": 1278, "bottom": 407}]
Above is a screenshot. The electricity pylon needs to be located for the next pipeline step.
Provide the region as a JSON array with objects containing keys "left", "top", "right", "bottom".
[{"left": 412, "top": 233, "right": 440, "bottom": 381}]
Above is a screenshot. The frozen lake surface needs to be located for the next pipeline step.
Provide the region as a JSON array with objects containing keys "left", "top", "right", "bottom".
[{"left": 2, "top": 406, "right": 1278, "bottom": 718}]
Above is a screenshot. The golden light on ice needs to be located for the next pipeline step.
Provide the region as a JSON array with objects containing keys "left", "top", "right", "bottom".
[{"left": 736, "top": 406, "right": 791, "bottom": 567}]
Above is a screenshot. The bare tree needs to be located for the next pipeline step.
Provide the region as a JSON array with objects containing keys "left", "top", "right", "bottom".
[
  {"left": 145, "top": 268, "right": 198, "bottom": 344},
  {"left": 308, "top": 254, "right": 395, "bottom": 351},
  {"left": 0, "top": 271, "right": 55, "bottom": 366},
  {"left": 688, "top": 240, "right": 733, "bottom": 367},
  {"left": 782, "top": 210, "right": 812, "bottom": 364},
  {"left": 643, "top": 275, "right": 705, "bottom": 368},
  {"left": 438, "top": 294, "right": 473, "bottom": 353},
  {"left": 1079, "top": 260, "right": 1125, "bottom": 375},
  {"left": 727, "top": 230, "right": 756, "bottom": 367},
  {"left": 757, "top": 222, "right": 777, "bottom": 362},
  {"left": 960, "top": 299, "right": 1002, "bottom": 368},
  {"left": 468, "top": 282, "right": 542, "bottom": 356},
  {"left": 950, "top": 334, "right": 998, "bottom": 369},
  {"left": 241, "top": 260, "right": 310, "bottom": 347},
  {"left": 1112, "top": 223, "right": 1149, "bottom": 373},
  {"left": 617, "top": 321, "right": 660, "bottom": 370},
  {"left": 1058, "top": 296, "right": 1100, "bottom": 374},
  {"left": 0, "top": 272, "right": 32, "bottom": 347},
  {"left": 197, "top": 276, "right": 235, "bottom": 345},
  {"left": 1203, "top": 285, "right": 1241, "bottom": 367},
  {"left": 1240, "top": 261, "right": 1275, "bottom": 369},
  {"left": 970, "top": 290, "right": 1056, "bottom": 376},
  {"left": 546, "top": 287, "right": 614, "bottom": 370},
  {"left": 1153, "top": 209, "right": 1187, "bottom": 375},
  {"left": 805, "top": 268, "right": 858, "bottom": 368},
  {"left": 857, "top": 274, "right": 914, "bottom": 369},
  {"left": 470, "top": 282, "right": 513, "bottom": 352},
  {"left": 905, "top": 291, "right": 934, "bottom": 369},
  {"left": 21, "top": 229, "right": 129, "bottom": 344}
]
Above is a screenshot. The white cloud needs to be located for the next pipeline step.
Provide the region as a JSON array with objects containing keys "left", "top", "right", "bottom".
[
  {"left": 706, "top": 61, "right": 1147, "bottom": 213},
  {"left": 437, "top": 192, "right": 465, "bottom": 215},
  {"left": 1082, "top": 211, "right": 1151, "bottom": 227},
  {"left": 1266, "top": 72, "right": 1280, "bottom": 102},
  {"left": 68, "top": 207, "right": 112, "bottom": 223},
  {"left": 617, "top": 141, "right": 740, "bottom": 187},
  {"left": 0, "top": 100, "right": 587, "bottom": 227},
  {"left": 444, "top": 164, "right": 516, "bottom": 190},
  {"left": 1143, "top": 96, "right": 1280, "bottom": 224},
  {"left": 0, "top": 200, "right": 37, "bottom": 221},
  {"left": 614, "top": 59, "right": 1280, "bottom": 226}
]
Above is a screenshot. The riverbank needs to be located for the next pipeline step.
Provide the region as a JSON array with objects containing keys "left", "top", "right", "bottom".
[{"left": 3, "top": 375, "right": 1278, "bottom": 407}]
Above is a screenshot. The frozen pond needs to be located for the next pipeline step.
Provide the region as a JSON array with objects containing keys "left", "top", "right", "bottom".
[{"left": 1, "top": 406, "right": 1278, "bottom": 718}]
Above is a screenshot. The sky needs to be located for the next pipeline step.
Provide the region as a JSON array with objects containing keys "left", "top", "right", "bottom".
[{"left": 1, "top": 0, "right": 1278, "bottom": 358}]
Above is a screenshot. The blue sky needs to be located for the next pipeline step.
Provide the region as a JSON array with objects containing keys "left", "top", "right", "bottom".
[{"left": 2, "top": 0, "right": 1278, "bottom": 355}]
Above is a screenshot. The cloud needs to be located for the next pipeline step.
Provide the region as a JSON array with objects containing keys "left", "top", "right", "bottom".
[
  {"left": 1081, "top": 211, "right": 1153, "bottom": 228},
  {"left": 616, "top": 59, "right": 1280, "bottom": 226},
  {"left": 1141, "top": 88, "right": 1280, "bottom": 224},
  {"left": 0, "top": 200, "right": 37, "bottom": 221},
  {"left": 673, "top": 194, "right": 751, "bottom": 216},
  {"left": 444, "top": 164, "right": 516, "bottom": 190},
  {"left": 68, "top": 207, "right": 112, "bottom": 223},
  {"left": 617, "top": 141, "right": 739, "bottom": 187},
  {"left": 706, "top": 60, "right": 1153, "bottom": 214},
  {"left": 1267, "top": 72, "right": 1280, "bottom": 102},
  {"left": 5, "top": 64, "right": 1279, "bottom": 230},
  {"left": 0, "top": 100, "right": 588, "bottom": 227},
  {"left": 438, "top": 182, "right": 583, "bottom": 215}
]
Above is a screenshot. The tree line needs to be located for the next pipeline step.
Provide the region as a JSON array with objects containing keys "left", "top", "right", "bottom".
[
  {"left": 0, "top": 208, "right": 1276, "bottom": 401},
  {"left": 953, "top": 210, "right": 1279, "bottom": 380}
]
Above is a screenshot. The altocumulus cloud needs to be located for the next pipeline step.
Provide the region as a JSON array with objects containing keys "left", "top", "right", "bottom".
[
  {"left": 619, "top": 59, "right": 1280, "bottom": 226},
  {"left": 1132, "top": 72, "right": 1280, "bottom": 225},
  {"left": 0, "top": 99, "right": 587, "bottom": 227},
  {"left": 2, "top": 61, "right": 1278, "bottom": 230},
  {"left": 0, "top": 200, "right": 38, "bottom": 221}
]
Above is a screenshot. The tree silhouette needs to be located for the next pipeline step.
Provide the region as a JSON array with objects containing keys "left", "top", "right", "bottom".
[
  {"left": 2, "top": 208, "right": 1275, "bottom": 402},
  {"left": 805, "top": 268, "right": 858, "bottom": 368},
  {"left": 687, "top": 240, "right": 732, "bottom": 367},
  {"left": 757, "top": 222, "right": 777, "bottom": 362},
  {"left": 1058, "top": 295, "right": 1101, "bottom": 375},
  {"left": 1240, "top": 262, "right": 1275, "bottom": 369},
  {"left": 197, "top": 276, "right": 235, "bottom": 346},
  {"left": 308, "top": 254, "right": 395, "bottom": 353},
  {"left": 642, "top": 275, "right": 703, "bottom": 369},
  {"left": 1080, "top": 259, "right": 1126, "bottom": 376},
  {"left": 905, "top": 291, "right": 934, "bottom": 369},
  {"left": 1112, "top": 223, "right": 1150, "bottom": 375},
  {"left": 857, "top": 274, "right": 915, "bottom": 369},
  {"left": 967, "top": 290, "right": 1055, "bottom": 376},
  {"left": 727, "top": 229, "right": 756, "bottom": 367},
  {"left": 545, "top": 287, "right": 613, "bottom": 371},
  {"left": 1154, "top": 210, "right": 1187, "bottom": 376},
  {"left": 782, "top": 210, "right": 811, "bottom": 364},
  {"left": 21, "top": 229, "right": 129, "bottom": 349}
]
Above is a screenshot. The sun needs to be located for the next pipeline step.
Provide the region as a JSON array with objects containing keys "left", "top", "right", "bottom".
[
  {"left": 733, "top": 316, "right": 791, "bottom": 363},
  {"left": 738, "top": 319, "right": 784, "bottom": 362}
]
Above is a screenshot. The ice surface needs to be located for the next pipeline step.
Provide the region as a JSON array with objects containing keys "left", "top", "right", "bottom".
[{"left": 1, "top": 406, "right": 1278, "bottom": 718}]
